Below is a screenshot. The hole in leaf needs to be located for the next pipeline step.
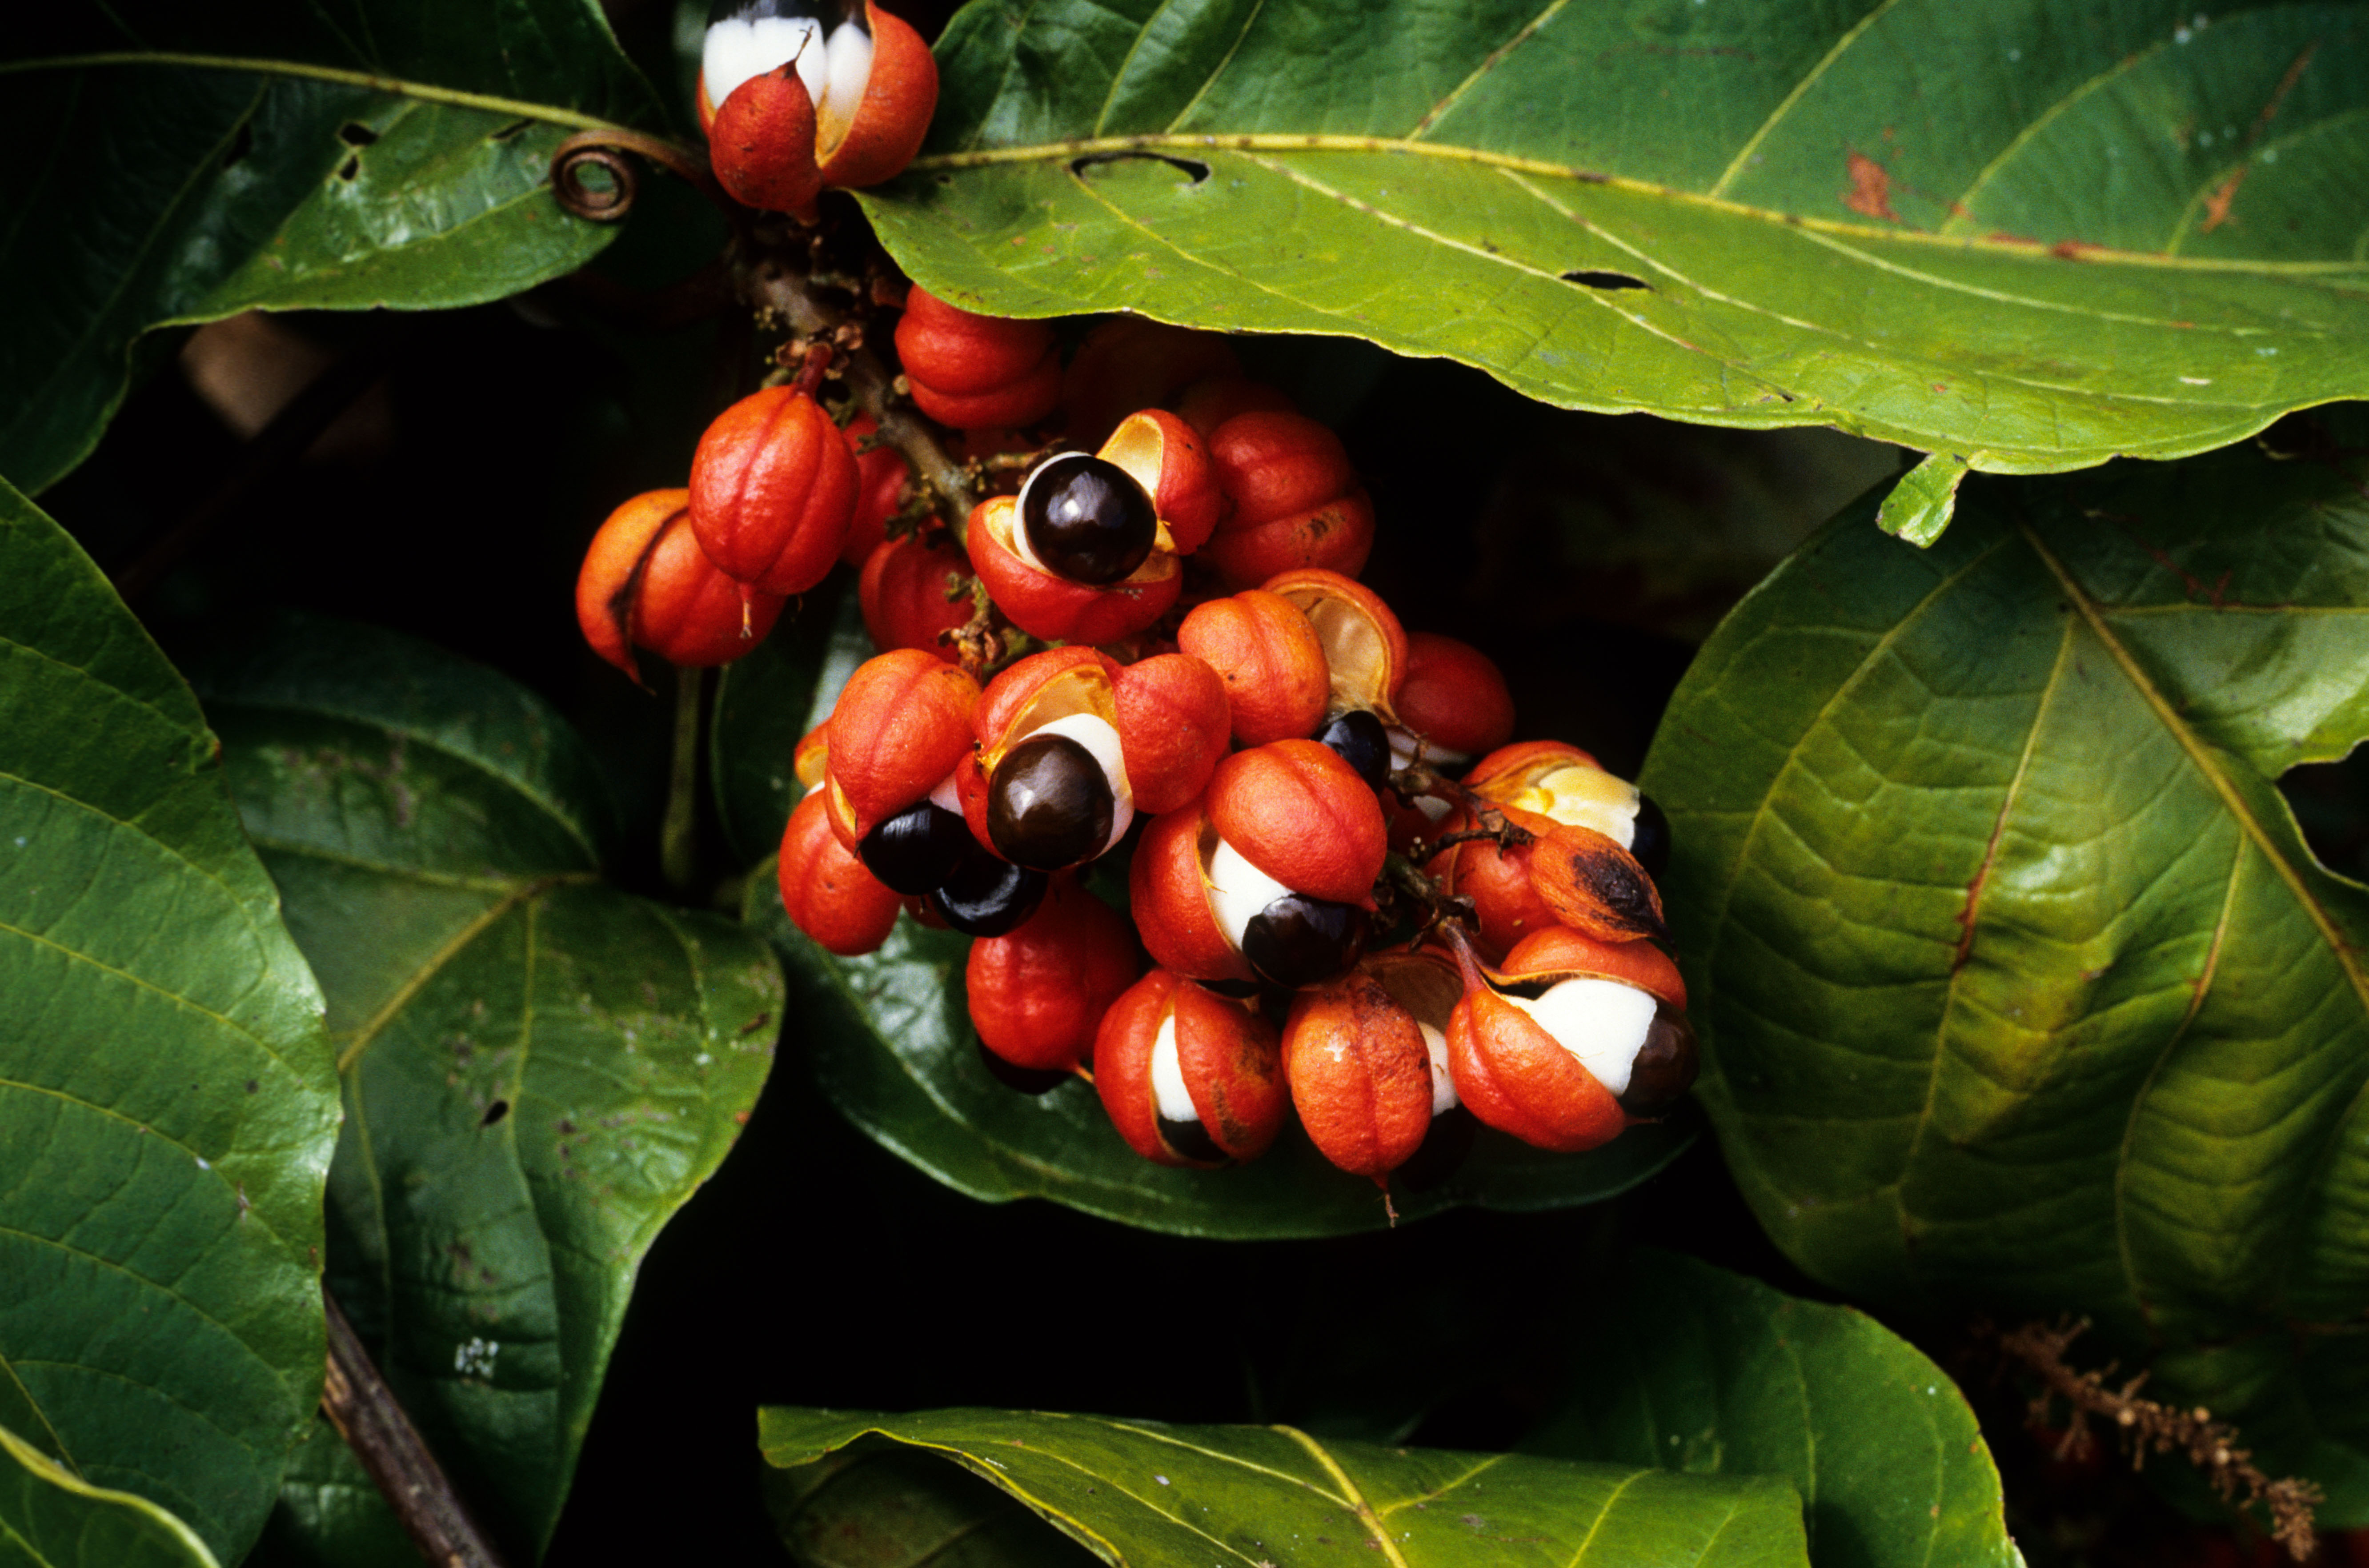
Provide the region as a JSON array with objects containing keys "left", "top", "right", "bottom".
[
  {"left": 222, "top": 120, "right": 254, "bottom": 169},
  {"left": 2281, "top": 749, "right": 2369, "bottom": 882},
  {"left": 1068, "top": 151, "right": 1211, "bottom": 185},
  {"left": 481, "top": 1099, "right": 510, "bottom": 1127},
  {"left": 337, "top": 121, "right": 379, "bottom": 147},
  {"left": 1561, "top": 269, "right": 1649, "bottom": 291},
  {"left": 490, "top": 118, "right": 534, "bottom": 142},
  {"left": 336, "top": 153, "right": 361, "bottom": 182}
]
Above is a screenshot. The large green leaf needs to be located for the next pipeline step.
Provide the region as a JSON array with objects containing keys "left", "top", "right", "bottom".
[
  {"left": 1525, "top": 1252, "right": 2017, "bottom": 1568},
  {"left": 759, "top": 1407, "right": 1811, "bottom": 1568},
  {"left": 1640, "top": 420, "right": 2369, "bottom": 1516},
  {"left": 194, "top": 617, "right": 781, "bottom": 1559},
  {"left": 863, "top": 0, "right": 2369, "bottom": 479},
  {"left": 0, "top": 0, "right": 666, "bottom": 493},
  {"left": 764, "top": 1441, "right": 1101, "bottom": 1568},
  {"left": 0, "top": 482, "right": 337, "bottom": 1560},
  {"left": 747, "top": 874, "right": 1697, "bottom": 1238},
  {"left": 0, "top": 1424, "right": 220, "bottom": 1568}
]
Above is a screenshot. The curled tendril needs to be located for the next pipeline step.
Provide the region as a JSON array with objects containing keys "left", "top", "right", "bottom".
[{"left": 549, "top": 129, "right": 728, "bottom": 224}]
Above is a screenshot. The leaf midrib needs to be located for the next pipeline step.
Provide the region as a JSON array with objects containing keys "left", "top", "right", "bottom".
[{"left": 904, "top": 134, "right": 2369, "bottom": 278}]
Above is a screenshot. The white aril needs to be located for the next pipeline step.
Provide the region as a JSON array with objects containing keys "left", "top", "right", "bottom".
[
  {"left": 1418, "top": 1020, "right": 1458, "bottom": 1114},
  {"left": 1205, "top": 837, "right": 1293, "bottom": 952},
  {"left": 1506, "top": 977, "right": 1656, "bottom": 1096},
  {"left": 1515, "top": 764, "right": 1640, "bottom": 850},
  {"left": 704, "top": 9, "right": 874, "bottom": 146},
  {"left": 1148, "top": 1010, "right": 1197, "bottom": 1124},
  {"left": 926, "top": 772, "right": 963, "bottom": 815},
  {"left": 1024, "top": 712, "right": 1134, "bottom": 857}
]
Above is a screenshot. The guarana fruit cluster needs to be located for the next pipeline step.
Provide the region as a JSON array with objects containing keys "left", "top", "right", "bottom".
[{"left": 573, "top": 41, "right": 1696, "bottom": 1186}]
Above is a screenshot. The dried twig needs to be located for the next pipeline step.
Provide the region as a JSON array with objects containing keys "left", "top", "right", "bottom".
[{"left": 1985, "top": 1317, "right": 2322, "bottom": 1560}]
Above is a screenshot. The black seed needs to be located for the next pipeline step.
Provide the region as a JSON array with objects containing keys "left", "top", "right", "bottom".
[
  {"left": 1316, "top": 709, "right": 1391, "bottom": 790},
  {"left": 988, "top": 733, "right": 1114, "bottom": 870},
  {"left": 927, "top": 850, "right": 1046, "bottom": 937},
  {"left": 976, "top": 1038, "right": 1070, "bottom": 1095},
  {"left": 1629, "top": 794, "right": 1671, "bottom": 879},
  {"left": 859, "top": 798, "right": 974, "bottom": 895},
  {"left": 1241, "top": 894, "right": 1367, "bottom": 990},
  {"left": 1017, "top": 453, "right": 1157, "bottom": 585},
  {"left": 1618, "top": 1008, "right": 1697, "bottom": 1115},
  {"left": 1195, "top": 976, "right": 1263, "bottom": 1000},
  {"left": 1398, "top": 1105, "right": 1476, "bottom": 1191},
  {"left": 1157, "top": 1109, "right": 1227, "bottom": 1166}
]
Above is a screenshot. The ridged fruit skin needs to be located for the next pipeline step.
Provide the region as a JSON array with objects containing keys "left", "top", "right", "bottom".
[
  {"left": 1174, "top": 375, "right": 1294, "bottom": 438},
  {"left": 709, "top": 64, "right": 823, "bottom": 216},
  {"left": 1529, "top": 823, "right": 1666, "bottom": 943},
  {"left": 688, "top": 387, "right": 858, "bottom": 594},
  {"left": 1496, "top": 926, "right": 1687, "bottom": 1010},
  {"left": 1094, "top": 970, "right": 1287, "bottom": 1166},
  {"left": 813, "top": 2, "right": 937, "bottom": 189},
  {"left": 896, "top": 286, "right": 1061, "bottom": 430},
  {"left": 778, "top": 790, "right": 902, "bottom": 956},
  {"left": 1464, "top": 740, "right": 1606, "bottom": 799},
  {"left": 1283, "top": 964, "right": 1437, "bottom": 1179},
  {"left": 1098, "top": 409, "right": 1221, "bottom": 553},
  {"left": 965, "top": 876, "right": 1141, "bottom": 1071},
  {"left": 1112, "top": 654, "right": 1231, "bottom": 815},
  {"left": 1396, "top": 633, "right": 1514, "bottom": 757},
  {"left": 1206, "top": 740, "right": 1387, "bottom": 905},
  {"left": 966, "top": 495, "right": 1181, "bottom": 643},
  {"left": 1176, "top": 589, "right": 1327, "bottom": 746},
  {"left": 1061, "top": 318, "right": 1241, "bottom": 447},
  {"left": 1446, "top": 976, "right": 1629, "bottom": 1154},
  {"left": 839, "top": 413, "right": 911, "bottom": 566},
  {"left": 1200, "top": 411, "right": 1374, "bottom": 588},
  {"left": 1425, "top": 804, "right": 1561, "bottom": 961},
  {"left": 859, "top": 532, "right": 971, "bottom": 663},
  {"left": 577, "top": 489, "right": 786, "bottom": 679},
  {"left": 1264, "top": 567, "right": 1407, "bottom": 722},
  {"left": 1129, "top": 802, "right": 1255, "bottom": 985},
  {"left": 824, "top": 650, "right": 981, "bottom": 849}
]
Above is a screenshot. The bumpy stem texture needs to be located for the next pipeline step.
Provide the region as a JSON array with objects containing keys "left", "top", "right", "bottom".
[{"left": 321, "top": 1288, "right": 510, "bottom": 1568}]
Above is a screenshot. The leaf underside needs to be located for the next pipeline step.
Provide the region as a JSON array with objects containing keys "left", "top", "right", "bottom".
[
  {"left": 1642, "top": 417, "right": 2369, "bottom": 1516},
  {"left": 758, "top": 1407, "right": 1811, "bottom": 1568},
  {"left": 196, "top": 617, "right": 781, "bottom": 1557},
  {"left": 866, "top": 0, "right": 2369, "bottom": 474},
  {"left": 0, "top": 483, "right": 338, "bottom": 1560},
  {"left": 0, "top": 1424, "right": 221, "bottom": 1568}
]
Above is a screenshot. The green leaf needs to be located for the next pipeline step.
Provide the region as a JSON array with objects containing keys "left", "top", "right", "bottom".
[
  {"left": 764, "top": 1440, "right": 1102, "bottom": 1568},
  {"left": 0, "top": 0, "right": 668, "bottom": 493},
  {"left": 863, "top": 0, "right": 2369, "bottom": 477},
  {"left": 759, "top": 1407, "right": 1810, "bottom": 1568},
  {"left": 1524, "top": 1252, "right": 2017, "bottom": 1568},
  {"left": 0, "top": 1423, "right": 222, "bottom": 1568},
  {"left": 746, "top": 871, "right": 1696, "bottom": 1239},
  {"left": 194, "top": 616, "right": 782, "bottom": 1558},
  {"left": 0, "top": 481, "right": 337, "bottom": 1560},
  {"left": 243, "top": 1417, "right": 412, "bottom": 1568},
  {"left": 1875, "top": 452, "right": 1972, "bottom": 547},
  {"left": 1639, "top": 419, "right": 2369, "bottom": 1517}
]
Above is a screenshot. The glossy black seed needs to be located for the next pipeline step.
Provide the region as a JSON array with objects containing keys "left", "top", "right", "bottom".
[
  {"left": 1629, "top": 793, "right": 1672, "bottom": 879},
  {"left": 1157, "top": 1109, "right": 1227, "bottom": 1166},
  {"left": 976, "top": 1038, "right": 1070, "bottom": 1096},
  {"left": 1397, "top": 1104, "right": 1476, "bottom": 1192},
  {"left": 1316, "top": 709, "right": 1391, "bottom": 791},
  {"left": 987, "top": 733, "right": 1114, "bottom": 870},
  {"left": 927, "top": 850, "right": 1047, "bottom": 937},
  {"left": 1241, "top": 894, "right": 1367, "bottom": 991},
  {"left": 1617, "top": 1007, "right": 1698, "bottom": 1116},
  {"left": 858, "top": 798, "right": 974, "bottom": 895},
  {"left": 1017, "top": 453, "right": 1157, "bottom": 585},
  {"left": 1196, "top": 976, "right": 1263, "bottom": 1001}
]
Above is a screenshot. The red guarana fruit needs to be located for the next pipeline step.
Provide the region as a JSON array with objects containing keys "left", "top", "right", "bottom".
[
  {"left": 895, "top": 286, "right": 1062, "bottom": 431},
  {"left": 688, "top": 386, "right": 858, "bottom": 595},
  {"left": 576, "top": 489, "right": 785, "bottom": 682},
  {"left": 859, "top": 531, "right": 973, "bottom": 663},
  {"left": 700, "top": 1, "right": 937, "bottom": 214},
  {"left": 1283, "top": 949, "right": 1461, "bottom": 1181},
  {"left": 1175, "top": 589, "right": 1328, "bottom": 746},
  {"left": 1199, "top": 411, "right": 1375, "bottom": 588},
  {"left": 965, "top": 876, "right": 1141, "bottom": 1071},
  {"left": 778, "top": 790, "right": 902, "bottom": 956},
  {"left": 1093, "top": 969, "right": 1287, "bottom": 1167},
  {"left": 823, "top": 649, "right": 980, "bottom": 850}
]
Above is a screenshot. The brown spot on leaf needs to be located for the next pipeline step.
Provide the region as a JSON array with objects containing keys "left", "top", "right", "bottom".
[{"left": 1843, "top": 151, "right": 1898, "bottom": 222}]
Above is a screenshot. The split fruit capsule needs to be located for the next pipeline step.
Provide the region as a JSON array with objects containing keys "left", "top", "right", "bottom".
[
  {"left": 1444, "top": 926, "right": 1695, "bottom": 1153},
  {"left": 824, "top": 649, "right": 979, "bottom": 881},
  {"left": 966, "top": 409, "right": 1219, "bottom": 643},
  {"left": 777, "top": 789, "right": 902, "bottom": 956},
  {"left": 1131, "top": 741, "right": 1387, "bottom": 991},
  {"left": 1464, "top": 741, "right": 1671, "bottom": 878},
  {"left": 577, "top": 489, "right": 786, "bottom": 680},
  {"left": 1199, "top": 410, "right": 1375, "bottom": 589},
  {"left": 701, "top": 0, "right": 938, "bottom": 215},
  {"left": 965, "top": 876, "right": 1140, "bottom": 1072},
  {"left": 1094, "top": 970, "right": 1287, "bottom": 1167},
  {"left": 688, "top": 386, "right": 858, "bottom": 596},
  {"left": 1283, "top": 950, "right": 1463, "bottom": 1181},
  {"left": 858, "top": 530, "right": 974, "bottom": 663},
  {"left": 894, "top": 287, "right": 1062, "bottom": 431}
]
